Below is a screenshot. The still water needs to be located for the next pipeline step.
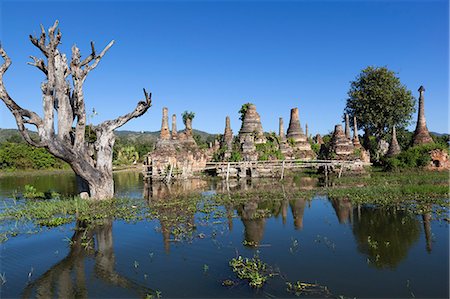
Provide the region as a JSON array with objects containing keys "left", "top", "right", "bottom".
[{"left": 0, "top": 171, "right": 448, "bottom": 298}]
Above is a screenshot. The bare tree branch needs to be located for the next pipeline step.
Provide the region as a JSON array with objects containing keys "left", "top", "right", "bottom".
[
  {"left": 0, "top": 45, "right": 45, "bottom": 147},
  {"left": 27, "top": 55, "right": 48, "bottom": 75},
  {"left": 99, "top": 88, "right": 152, "bottom": 132},
  {"left": 80, "top": 41, "right": 96, "bottom": 67},
  {"left": 82, "top": 40, "right": 114, "bottom": 79}
]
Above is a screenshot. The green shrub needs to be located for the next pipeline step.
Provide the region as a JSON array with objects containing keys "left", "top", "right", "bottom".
[
  {"left": 384, "top": 143, "right": 448, "bottom": 171},
  {"left": 0, "top": 142, "right": 68, "bottom": 170}
]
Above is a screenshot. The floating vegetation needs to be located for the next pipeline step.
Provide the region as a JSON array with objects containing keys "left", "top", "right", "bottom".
[
  {"left": 229, "top": 255, "right": 277, "bottom": 288},
  {"left": 221, "top": 279, "right": 236, "bottom": 287},
  {"left": 286, "top": 281, "right": 332, "bottom": 297}
]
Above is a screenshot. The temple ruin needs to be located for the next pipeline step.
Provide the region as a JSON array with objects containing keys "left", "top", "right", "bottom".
[
  {"left": 330, "top": 124, "right": 354, "bottom": 158},
  {"left": 238, "top": 104, "right": 266, "bottom": 144},
  {"left": 159, "top": 107, "right": 170, "bottom": 140},
  {"left": 413, "top": 86, "right": 433, "bottom": 145},
  {"left": 352, "top": 116, "right": 361, "bottom": 149},
  {"left": 222, "top": 116, "right": 233, "bottom": 150},
  {"left": 279, "top": 117, "right": 294, "bottom": 158},
  {"left": 146, "top": 108, "right": 208, "bottom": 180},
  {"left": 344, "top": 113, "right": 351, "bottom": 139},
  {"left": 171, "top": 114, "right": 178, "bottom": 140},
  {"left": 286, "top": 108, "right": 315, "bottom": 159},
  {"left": 386, "top": 126, "right": 401, "bottom": 157}
]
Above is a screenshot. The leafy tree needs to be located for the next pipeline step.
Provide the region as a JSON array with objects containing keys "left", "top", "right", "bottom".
[
  {"left": 344, "top": 66, "right": 416, "bottom": 144},
  {"left": 181, "top": 111, "right": 195, "bottom": 126}
]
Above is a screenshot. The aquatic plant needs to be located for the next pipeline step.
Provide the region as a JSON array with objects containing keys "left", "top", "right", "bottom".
[
  {"left": 286, "top": 281, "right": 331, "bottom": 297},
  {"left": 229, "top": 255, "right": 277, "bottom": 288}
]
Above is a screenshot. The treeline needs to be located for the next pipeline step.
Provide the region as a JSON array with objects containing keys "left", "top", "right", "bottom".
[
  {"left": 0, "top": 130, "right": 218, "bottom": 170},
  {"left": 0, "top": 140, "right": 69, "bottom": 170}
]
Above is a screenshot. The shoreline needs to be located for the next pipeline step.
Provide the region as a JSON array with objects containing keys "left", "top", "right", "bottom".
[{"left": 0, "top": 165, "right": 143, "bottom": 178}]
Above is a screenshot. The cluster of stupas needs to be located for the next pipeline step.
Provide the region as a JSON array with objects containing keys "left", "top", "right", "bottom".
[
  {"left": 156, "top": 107, "right": 196, "bottom": 147},
  {"left": 326, "top": 113, "right": 369, "bottom": 161},
  {"left": 146, "top": 85, "right": 447, "bottom": 178},
  {"left": 219, "top": 104, "right": 316, "bottom": 161},
  {"left": 147, "top": 107, "right": 208, "bottom": 179}
]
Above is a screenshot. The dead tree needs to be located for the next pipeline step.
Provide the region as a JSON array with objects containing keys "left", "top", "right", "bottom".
[{"left": 0, "top": 21, "right": 152, "bottom": 200}]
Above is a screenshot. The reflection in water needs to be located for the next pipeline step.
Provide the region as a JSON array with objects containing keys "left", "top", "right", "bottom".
[
  {"left": 331, "top": 198, "right": 353, "bottom": 224},
  {"left": 290, "top": 198, "right": 307, "bottom": 230},
  {"left": 352, "top": 207, "right": 421, "bottom": 269},
  {"left": 22, "top": 219, "right": 151, "bottom": 298},
  {"left": 237, "top": 201, "right": 267, "bottom": 246},
  {"left": 422, "top": 210, "right": 433, "bottom": 253},
  {"left": 144, "top": 178, "right": 208, "bottom": 199}
]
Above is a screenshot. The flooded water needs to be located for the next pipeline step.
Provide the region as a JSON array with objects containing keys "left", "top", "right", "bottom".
[{"left": 0, "top": 171, "right": 448, "bottom": 298}]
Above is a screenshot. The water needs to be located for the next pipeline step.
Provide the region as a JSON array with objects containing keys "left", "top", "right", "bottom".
[{"left": 0, "top": 171, "right": 448, "bottom": 298}]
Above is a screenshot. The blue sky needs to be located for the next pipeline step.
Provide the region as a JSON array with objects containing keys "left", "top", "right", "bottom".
[{"left": 0, "top": 0, "right": 448, "bottom": 136}]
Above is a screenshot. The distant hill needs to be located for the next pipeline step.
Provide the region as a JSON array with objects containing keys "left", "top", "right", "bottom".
[
  {"left": 0, "top": 128, "right": 217, "bottom": 144},
  {"left": 430, "top": 132, "right": 449, "bottom": 137}
]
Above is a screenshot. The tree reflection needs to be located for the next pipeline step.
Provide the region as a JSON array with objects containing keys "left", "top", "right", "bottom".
[
  {"left": 352, "top": 207, "right": 421, "bottom": 269},
  {"left": 22, "top": 219, "right": 152, "bottom": 298}
]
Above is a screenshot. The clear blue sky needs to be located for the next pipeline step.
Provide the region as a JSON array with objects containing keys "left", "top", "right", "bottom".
[{"left": 0, "top": 0, "right": 448, "bottom": 136}]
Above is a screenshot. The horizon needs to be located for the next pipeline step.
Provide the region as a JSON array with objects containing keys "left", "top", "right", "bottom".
[{"left": 0, "top": 0, "right": 448, "bottom": 136}]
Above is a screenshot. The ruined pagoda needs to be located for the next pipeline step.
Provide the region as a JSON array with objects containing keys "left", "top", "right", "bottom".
[
  {"left": 386, "top": 126, "right": 401, "bottom": 157},
  {"left": 330, "top": 124, "right": 354, "bottom": 158},
  {"left": 413, "top": 86, "right": 433, "bottom": 145},
  {"left": 238, "top": 104, "right": 266, "bottom": 144},
  {"left": 286, "top": 108, "right": 315, "bottom": 159}
]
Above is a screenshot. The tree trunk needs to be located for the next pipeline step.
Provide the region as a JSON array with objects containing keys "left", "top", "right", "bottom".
[{"left": 0, "top": 21, "right": 152, "bottom": 200}]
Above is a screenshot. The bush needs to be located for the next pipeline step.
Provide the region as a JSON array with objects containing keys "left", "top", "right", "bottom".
[
  {"left": 0, "top": 142, "right": 68, "bottom": 170},
  {"left": 383, "top": 143, "right": 448, "bottom": 171}
]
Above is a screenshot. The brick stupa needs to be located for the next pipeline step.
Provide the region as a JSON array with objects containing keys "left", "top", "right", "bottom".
[
  {"left": 386, "top": 126, "right": 401, "bottom": 157},
  {"left": 222, "top": 116, "right": 233, "bottom": 150},
  {"left": 286, "top": 108, "right": 315, "bottom": 159},
  {"left": 238, "top": 104, "right": 266, "bottom": 144},
  {"left": 413, "top": 86, "right": 433, "bottom": 145},
  {"left": 330, "top": 124, "right": 354, "bottom": 158}
]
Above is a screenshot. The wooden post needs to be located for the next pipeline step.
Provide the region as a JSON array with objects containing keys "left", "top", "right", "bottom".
[
  {"left": 338, "top": 163, "right": 343, "bottom": 178},
  {"left": 325, "top": 164, "right": 328, "bottom": 186},
  {"left": 280, "top": 160, "right": 285, "bottom": 180},
  {"left": 226, "top": 162, "right": 230, "bottom": 181}
]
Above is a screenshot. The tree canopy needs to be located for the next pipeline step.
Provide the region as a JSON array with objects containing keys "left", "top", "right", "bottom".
[
  {"left": 344, "top": 66, "right": 416, "bottom": 141},
  {"left": 182, "top": 111, "right": 195, "bottom": 126}
]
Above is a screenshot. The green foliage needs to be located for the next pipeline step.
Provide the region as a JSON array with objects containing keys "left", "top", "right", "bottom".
[
  {"left": 238, "top": 103, "right": 252, "bottom": 121},
  {"left": 254, "top": 133, "right": 284, "bottom": 161},
  {"left": 229, "top": 150, "right": 242, "bottom": 162},
  {"left": 383, "top": 143, "right": 448, "bottom": 171},
  {"left": 193, "top": 133, "right": 216, "bottom": 149},
  {"left": 229, "top": 255, "right": 276, "bottom": 288},
  {"left": 287, "top": 137, "right": 295, "bottom": 147},
  {"left": 1, "top": 197, "right": 147, "bottom": 229},
  {"left": 212, "top": 147, "right": 242, "bottom": 162},
  {"left": 114, "top": 146, "right": 139, "bottom": 166},
  {"left": 182, "top": 111, "right": 195, "bottom": 126},
  {"left": 345, "top": 66, "right": 416, "bottom": 141},
  {"left": 255, "top": 138, "right": 284, "bottom": 161},
  {"left": 311, "top": 143, "right": 320, "bottom": 155},
  {"left": 23, "top": 185, "right": 45, "bottom": 199},
  {"left": 0, "top": 142, "right": 68, "bottom": 170},
  {"left": 431, "top": 133, "right": 450, "bottom": 147},
  {"left": 113, "top": 136, "right": 153, "bottom": 164}
]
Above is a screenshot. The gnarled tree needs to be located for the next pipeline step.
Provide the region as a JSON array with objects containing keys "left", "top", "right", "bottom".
[{"left": 0, "top": 21, "right": 152, "bottom": 200}]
